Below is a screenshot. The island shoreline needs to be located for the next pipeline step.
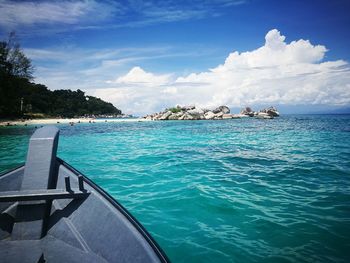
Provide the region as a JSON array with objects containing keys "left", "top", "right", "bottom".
[{"left": 0, "top": 118, "right": 151, "bottom": 126}]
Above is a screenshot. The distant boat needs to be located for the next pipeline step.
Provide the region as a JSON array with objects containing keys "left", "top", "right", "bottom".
[{"left": 0, "top": 126, "right": 169, "bottom": 263}]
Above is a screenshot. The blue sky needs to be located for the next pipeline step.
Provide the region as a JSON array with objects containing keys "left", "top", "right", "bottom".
[{"left": 1, "top": 0, "right": 350, "bottom": 114}]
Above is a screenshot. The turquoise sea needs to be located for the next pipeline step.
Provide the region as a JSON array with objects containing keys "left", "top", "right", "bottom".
[{"left": 1, "top": 115, "right": 350, "bottom": 263}]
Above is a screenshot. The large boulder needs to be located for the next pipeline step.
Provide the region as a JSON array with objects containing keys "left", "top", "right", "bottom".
[
  {"left": 204, "top": 111, "right": 215, "bottom": 120},
  {"left": 188, "top": 108, "right": 204, "bottom": 115},
  {"left": 187, "top": 108, "right": 204, "bottom": 120},
  {"left": 213, "top": 105, "right": 230, "bottom": 114},
  {"left": 214, "top": 112, "right": 224, "bottom": 118},
  {"left": 168, "top": 113, "right": 179, "bottom": 120},
  {"left": 176, "top": 111, "right": 185, "bottom": 118},
  {"left": 181, "top": 105, "right": 195, "bottom": 111},
  {"left": 260, "top": 106, "right": 279, "bottom": 117},
  {"left": 178, "top": 114, "right": 186, "bottom": 120},
  {"left": 183, "top": 113, "right": 194, "bottom": 120},
  {"left": 240, "top": 107, "right": 254, "bottom": 117},
  {"left": 159, "top": 111, "right": 172, "bottom": 120}
]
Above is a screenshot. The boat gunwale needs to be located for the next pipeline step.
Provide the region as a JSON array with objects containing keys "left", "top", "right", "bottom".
[
  {"left": 0, "top": 161, "right": 170, "bottom": 263},
  {"left": 0, "top": 163, "right": 25, "bottom": 178},
  {"left": 57, "top": 158, "right": 170, "bottom": 263}
]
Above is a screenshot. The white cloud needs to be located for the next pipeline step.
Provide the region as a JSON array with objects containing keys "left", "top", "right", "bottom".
[
  {"left": 25, "top": 45, "right": 189, "bottom": 91},
  {"left": 93, "top": 29, "right": 350, "bottom": 115},
  {"left": 124, "top": 0, "right": 246, "bottom": 26},
  {"left": 0, "top": 0, "right": 117, "bottom": 28},
  {"left": 109, "top": 66, "right": 171, "bottom": 86},
  {"left": 0, "top": 0, "right": 246, "bottom": 33}
]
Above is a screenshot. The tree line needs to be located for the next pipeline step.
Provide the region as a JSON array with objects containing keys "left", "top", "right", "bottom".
[{"left": 0, "top": 33, "right": 121, "bottom": 118}]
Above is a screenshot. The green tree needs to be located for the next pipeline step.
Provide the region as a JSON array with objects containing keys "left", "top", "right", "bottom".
[
  {"left": 0, "top": 32, "right": 34, "bottom": 80},
  {"left": 0, "top": 32, "right": 34, "bottom": 117},
  {"left": 0, "top": 33, "right": 122, "bottom": 118}
]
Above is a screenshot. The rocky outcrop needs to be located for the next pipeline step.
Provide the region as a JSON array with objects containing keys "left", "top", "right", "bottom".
[
  {"left": 256, "top": 112, "right": 273, "bottom": 119},
  {"left": 240, "top": 106, "right": 279, "bottom": 118},
  {"left": 222, "top": 114, "right": 233, "bottom": 119},
  {"left": 260, "top": 106, "right": 279, "bottom": 117},
  {"left": 143, "top": 105, "right": 280, "bottom": 121},
  {"left": 159, "top": 111, "right": 172, "bottom": 120},
  {"left": 204, "top": 111, "right": 215, "bottom": 120},
  {"left": 187, "top": 108, "right": 205, "bottom": 119},
  {"left": 213, "top": 106, "right": 230, "bottom": 114},
  {"left": 144, "top": 105, "right": 231, "bottom": 120},
  {"left": 168, "top": 113, "right": 179, "bottom": 120},
  {"left": 181, "top": 105, "right": 195, "bottom": 111},
  {"left": 240, "top": 107, "right": 255, "bottom": 117}
]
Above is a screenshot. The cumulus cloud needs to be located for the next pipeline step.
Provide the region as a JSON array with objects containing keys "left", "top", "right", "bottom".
[
  {"left": 94, "top": 29, "right": 350, "bottom": 115},
  {"left": 108, "top": 66, "right": 171, "bottom": 87}
]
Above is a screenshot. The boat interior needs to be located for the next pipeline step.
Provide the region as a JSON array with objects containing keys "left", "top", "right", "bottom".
[{"left": 0, "top": 126, "right": 168, "bottom": 263}]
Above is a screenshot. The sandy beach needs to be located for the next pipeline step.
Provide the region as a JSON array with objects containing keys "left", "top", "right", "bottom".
[{"left": 0, "top": 118, "right": 150, "bottom": 127}]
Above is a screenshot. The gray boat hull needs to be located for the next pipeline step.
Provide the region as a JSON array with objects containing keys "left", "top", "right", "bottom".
[{"left": 0, "top": 126, "right": 169, "bottom": 263}]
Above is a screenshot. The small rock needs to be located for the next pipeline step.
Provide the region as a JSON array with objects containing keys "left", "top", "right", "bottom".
[
  {"left": 257, "top": 112, "right": 274, "bottom": 119},
  {"left": 222, "top": 114, "right": 233, "bottom": 119}
]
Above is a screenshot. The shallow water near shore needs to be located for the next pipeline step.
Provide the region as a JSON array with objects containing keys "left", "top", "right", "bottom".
[{"left": 1, "top": 115, "right": 350, "bottom": 263}]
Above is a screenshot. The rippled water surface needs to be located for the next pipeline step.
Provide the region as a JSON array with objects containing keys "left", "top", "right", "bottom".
[{"left": 1, "top": 115, "right": 350, "bottom": 262}]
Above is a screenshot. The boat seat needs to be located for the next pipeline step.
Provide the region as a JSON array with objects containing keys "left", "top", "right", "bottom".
[{"left": 11, "top": 126, "right": 60, "bottom": 240}]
